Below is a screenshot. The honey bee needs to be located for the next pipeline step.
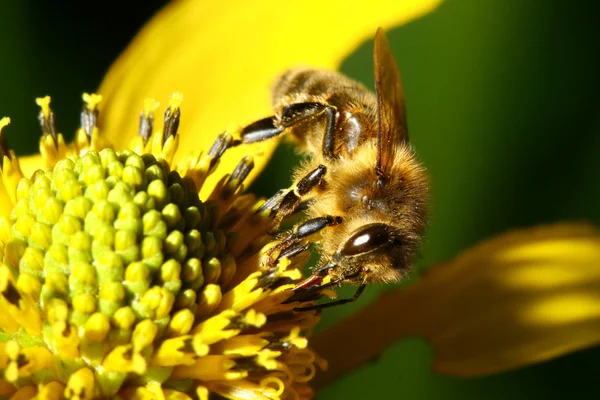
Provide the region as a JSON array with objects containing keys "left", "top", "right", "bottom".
[{"left": 240, "top": 28, "right": 429, "bottom": 310}]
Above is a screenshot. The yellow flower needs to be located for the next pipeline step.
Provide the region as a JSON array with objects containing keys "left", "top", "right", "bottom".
[
  {"left": 3, "top": 1, "right": 447, "bottom": 398},
  {"left": 313, "top": 223, "right": 600, "bottom": 386},
  {"left": 0, "top": 95, "right": 323, "bottom": 399},
  {"left": 8, "top": 0, "right": 600, "bottom": 397}
]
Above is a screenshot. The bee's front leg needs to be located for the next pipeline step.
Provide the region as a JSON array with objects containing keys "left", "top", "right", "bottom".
[
  {"left": 293, "top": 267, "right": 370, "bottom": 311},
  {"left": 266, "top": 215, "right": 342, "bottom": 267}
]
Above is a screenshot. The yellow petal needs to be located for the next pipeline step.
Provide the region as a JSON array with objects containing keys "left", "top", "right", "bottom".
[
  {"left": 312, "top": 223, "right": 600, "bottom": 386},
  {"left": 98, "top": 0, "right": 442, "bottom": 197}
]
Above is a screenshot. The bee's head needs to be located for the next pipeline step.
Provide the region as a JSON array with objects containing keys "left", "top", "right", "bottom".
[{"left": 325, "top": 222, "right": 418, "bottom": 284}]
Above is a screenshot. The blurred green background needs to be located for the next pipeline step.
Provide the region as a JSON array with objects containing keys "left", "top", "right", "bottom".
[{"left": 2, "top": 0, "right": 599, "bottom": 398}]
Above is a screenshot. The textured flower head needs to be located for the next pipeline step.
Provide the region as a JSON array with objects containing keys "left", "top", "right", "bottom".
[
  {"left": 0, "top": 94, "right": 324, "bottom": 399},
  {"left": 5, "top": 0, "right": 599, "bottom": 397}
]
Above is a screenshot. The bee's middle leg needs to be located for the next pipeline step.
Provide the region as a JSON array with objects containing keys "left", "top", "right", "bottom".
[
  {"left": 257, "top": 163, "right": 327, "bottom": 224},
  {"left": 277, "top": 164, "right": 327, "bottom": 219},
  {"left": 267, "top": 215, "right": 342, "bottom": 266}
]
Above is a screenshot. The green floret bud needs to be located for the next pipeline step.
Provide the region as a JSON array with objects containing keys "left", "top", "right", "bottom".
[
  {"left": 13, "top": 213, "right": 35, "bottom": 240},
  {"left": 162, "top": 203, "right": 183, "bottom": 230},
  {"left": 81, "top": 163, "right": 106, "bottom": 186},
  {"left": 185, "top": 228, "right": 203, "bottom": 256},
  {"left": 124, "top": 261, "right": 151, "bottom": 295},
  {"left": 147, "top": 180, "right": 169, "bottom": 210},
  {"left": 5, "top": 238, "right": 26, "bottom": 268},
  {"left": 64, "top": 196, "right": 93, "bottom": 220},
  {"left": 85, "top": 179, "right": 110, "bottom": 202},
  {"left": 133, "top": 191, "right": 155, "bottom": 213},
  {"left": 107, "top": 159, "right": 124, "bottom": 180},
  {"left": 160, "top": 259, "right": 182, "bottom": 293},
  {"left": 69, "top": 231, "right": 92, "bottom": 264},
  {"left": 5, "top": 148, "right": 235, "bottom": 366},
  {"left": 202, "top": 231, "right": 217, "bottom": 260},
  {"left": 143, "top": 210, "right": 167, "bottom": 239},
  {"left": 115, "top": 230, "right": 140, "bottom": 264},
  {"left": 203, "top": 257, "right": 221, "bottom": 285},
  {"left": 141, "top": 236, "right": 164, "bottom": 271},
  {"left": 19, "top": 247, "right": 45, "bottom": 275},
  {"left": 167, "top": 182, "right": 186, "bottom": 208}
]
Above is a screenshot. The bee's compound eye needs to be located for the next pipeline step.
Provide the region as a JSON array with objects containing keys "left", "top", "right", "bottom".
[{"left": 341, "top": 223, "right": 391, "bottom": 256}]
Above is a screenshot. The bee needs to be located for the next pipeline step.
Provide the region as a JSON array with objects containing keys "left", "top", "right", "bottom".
[{"left": 240, "top": 28, "right": 429, "bottom": 310}]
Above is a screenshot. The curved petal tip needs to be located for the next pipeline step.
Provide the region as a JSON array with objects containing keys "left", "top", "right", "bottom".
[{"left": 313, "top": 223, "right": 600, "bottom": 385}]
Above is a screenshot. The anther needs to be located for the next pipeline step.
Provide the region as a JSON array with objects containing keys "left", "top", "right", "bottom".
[
  {"left": 232, "top": 357, "right": 264, "bottom": 373},
  {"left": 208, "top": 132, "right": 234, "bottom": 170},
  {"left": 223, "top": 315, "right": 249, "bottom": 330},
  {"left": 2, "top": 282, "right": 21, "bottom": 306},
  {"left": 36, "top": 96, "right": 57, "bottom": 140},
  {"left": 266, "top": 338, "right": 292, "bottom": 351},
  {"left": 139, "top": 98, "right": 159, "bottom": 146},
  {"left": 222, "top": 156, "right": 255, "bottom": 199},
  {"left": 162, "top": 92, "right": 183, "bottom": 143},
  {"left": 0, "top": 117, "right": 12, "bottom": 161},
  {"left": 231, "top": 156, "right": 254, "bottom": 183},
  {"left": 81, "top": 93, "right": 102, "bottom": 139},
  {"left": 257, "top": 189, "right": 286, "bottom": 214}
]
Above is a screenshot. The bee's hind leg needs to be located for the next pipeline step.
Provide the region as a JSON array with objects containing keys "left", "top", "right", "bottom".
[
  {"left": 240, "top": 102, "right": 337, "bottom": 150},
  {"left": 277, "top": 102, "right": 337, "bottom": 161},
  {"left": 240, "top": 116, "right": 284, "bottom": 143}
]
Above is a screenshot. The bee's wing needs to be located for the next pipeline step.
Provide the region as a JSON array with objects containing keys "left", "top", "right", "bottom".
[{"left": 374, "top": 27, "right": 408, "bottom": 179}]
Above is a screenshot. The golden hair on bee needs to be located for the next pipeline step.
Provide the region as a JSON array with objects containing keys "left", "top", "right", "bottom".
[{"left": 239, "top": 28, "right": 429, "bottom": 310}]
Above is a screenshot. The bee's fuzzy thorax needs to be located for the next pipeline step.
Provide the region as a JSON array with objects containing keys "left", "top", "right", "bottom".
[{"left": 298, "top": 141, "right": 429, "bottom": 283}]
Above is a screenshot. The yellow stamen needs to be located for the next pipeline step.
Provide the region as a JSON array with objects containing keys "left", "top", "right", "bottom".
[
  {"left": 65, "top": 368, "right": 95, "bottom": 400},
  {"left": 143, "top": 98, "right": 160, "bottom": 118},
  {"left": 37, "top": 381, "right": 65, "bottom": 400},
  {"left": 0, "top": 117, "right": 24, "bottom": 210},
  {"left": 211, "top": 334, "right": 270, "bottom": 357},
  {"left": 35, "top": 96, "right": 51, "bottom": 120},
  {"left": 0, "top": 117, "right": 10, "bottom": 131},
  {"left": 151, "top": 335, "right": 202, "bottom": 366},
  {"left": 172, "top": 355, "right": 246, "bottom": 381},
  {"left": 131, "top": 319, "right": 158, "bottom": 352},
  {"left": 10, "top": 385, "right": 37, "bottom": 399},
  {"left": 82, "top": 93, "right": 103, "bottom": 112},
  {"left": 168, "top": 92, "right": 183, "bottom": 111},
  {"left": 102, "top": 345, "right": 146, "bottom": 374},
  {"left": 255, "top": 349, "right": 281, "bottom": 370},
  {"left": 260, "top": 376, "right": 285, "bottom": 397}
]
